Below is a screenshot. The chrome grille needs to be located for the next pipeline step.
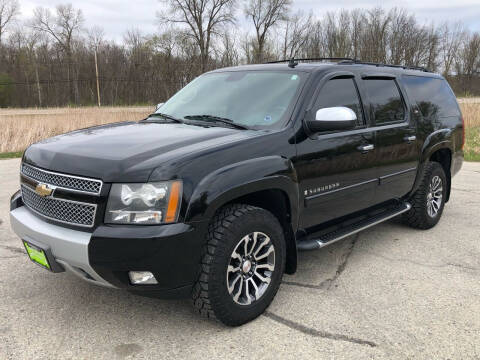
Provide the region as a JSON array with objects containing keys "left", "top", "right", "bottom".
[
  {"left": 22, "top": 164, "right": 102, "bottom": 195},
  {"left": 21, "top": 185, "right": 96, "bottom": 227}
]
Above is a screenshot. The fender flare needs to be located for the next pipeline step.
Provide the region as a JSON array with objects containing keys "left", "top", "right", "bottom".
[
  {"left": 421, "top": 129, "right": 453, "bottom": 163},
  {"left": 185, "top": 156, "right": 299, "bottom": 227},
  {"left": 410, "top": 129, "right": 453, "bottom": 195}
]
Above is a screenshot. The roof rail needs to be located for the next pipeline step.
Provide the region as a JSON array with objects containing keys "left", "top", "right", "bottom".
[
  {"left": 265, "top": 57, "right": 431, "bottom": 72},
  {"left": 339, "top": 59, "right": 431, "bottom": 72},
  {"left": 266, "top": 57, "right": 356, "bottom": 66}
]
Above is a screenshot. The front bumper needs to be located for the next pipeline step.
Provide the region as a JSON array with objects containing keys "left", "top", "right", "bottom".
[
  {"left": 10, "top": 206, "right": 114, "bottom": 288},
  {"left": 89, "top": 221, "right": 208, "bottom": 294},
  {"left": 10, "top": 204, "right": 208, "bottom": 298}
]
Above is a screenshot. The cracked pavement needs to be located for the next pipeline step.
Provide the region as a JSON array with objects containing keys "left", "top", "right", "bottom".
[{"left": 1, "top": 158, "right": 479, "bottom": 359}]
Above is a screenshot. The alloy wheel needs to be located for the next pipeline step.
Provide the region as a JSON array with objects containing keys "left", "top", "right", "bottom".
[
  {"left": 226, "top": 232, "right": 275, "bottom": 306},
  {"left": 427, "top": 175, "right": 443, "bottom": 218}
]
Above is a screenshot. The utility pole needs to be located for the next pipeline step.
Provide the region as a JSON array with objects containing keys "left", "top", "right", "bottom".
[
  {"left": 34, "top": 50, "right": 42, "bottom": 107},
  {"left": 35, "top": 65, "right": 42, "bottom": 107},
  {"left": 94, "top": 48, "right": 101, "bottom": 107}
]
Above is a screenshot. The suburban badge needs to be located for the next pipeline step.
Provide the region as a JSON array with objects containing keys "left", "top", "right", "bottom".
[{"left": 304, "top": 182, "right": 341, "bottom": 196}]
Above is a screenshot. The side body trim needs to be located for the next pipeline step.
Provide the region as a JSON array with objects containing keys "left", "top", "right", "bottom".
[
  {"left": 305, "top": 167, "right": 418, "bottom": 207},
  {"left": 379, "top": 167, "right": 417, "bottom": 182},
  {"left": 305, "top": 179, "right": 377, "bottom": 205}
]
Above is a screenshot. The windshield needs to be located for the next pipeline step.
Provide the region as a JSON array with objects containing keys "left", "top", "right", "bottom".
[{"left": 157, "top": 70, "right": 307, "bottom": 129}]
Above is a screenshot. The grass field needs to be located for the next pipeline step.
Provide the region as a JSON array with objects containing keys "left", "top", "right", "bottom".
[
  {"left": 0, "top": 106, "right": 151, "bottom": 155},
  {"left": 460, "top": 101, "right": 480, "bottom": 161},
  {"left": 0, "top": 102, "right": 479, "bottom": 161}
]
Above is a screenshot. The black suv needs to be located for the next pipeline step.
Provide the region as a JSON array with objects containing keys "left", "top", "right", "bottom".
[{"left": 10, "top": 59, "right": 464, "bottom": 326}]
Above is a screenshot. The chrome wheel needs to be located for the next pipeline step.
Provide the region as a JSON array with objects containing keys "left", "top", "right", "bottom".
[
  {"left": 226, "top": 232, "right": 275, "bottom": 306},
  {"left": 427, "top": 175, "right": 443, "bottom": 218}
]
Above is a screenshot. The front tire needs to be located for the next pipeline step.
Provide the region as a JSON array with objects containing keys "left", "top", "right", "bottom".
[
  {"left": 192, "top": 204, "right": 286, "bottom": 326},
  {"left": 404, "top": 161, "right": 447, "bottom": 230}
]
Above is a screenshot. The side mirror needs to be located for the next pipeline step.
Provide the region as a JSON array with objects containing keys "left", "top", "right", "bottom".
[
  {"left": 155, "top": 103, "right": 164, "bottom": 112},
  {"left": 306, "top": 106, "right": 357, "bottom": 133}
]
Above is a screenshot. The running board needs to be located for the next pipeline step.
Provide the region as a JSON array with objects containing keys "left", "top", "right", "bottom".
[{"left": 297, "top": 202, "right": 411, "bottom": 251}]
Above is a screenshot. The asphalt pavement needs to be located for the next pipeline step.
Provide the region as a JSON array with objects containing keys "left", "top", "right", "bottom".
[{"left": 1, "top": 158, "right": 479, "bottom": 359}]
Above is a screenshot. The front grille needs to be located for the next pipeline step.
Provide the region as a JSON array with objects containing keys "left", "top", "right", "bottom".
[
  {"left": 21, "top": 185, "right": 96, "bottom": 227},
  {"left": 22, "top": 164, "right": 102, "bottom": 195}
]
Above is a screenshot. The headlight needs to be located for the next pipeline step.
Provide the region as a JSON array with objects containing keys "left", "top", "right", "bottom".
[{"left": 105, "top": 181, "right": 182, "bottom": 224}]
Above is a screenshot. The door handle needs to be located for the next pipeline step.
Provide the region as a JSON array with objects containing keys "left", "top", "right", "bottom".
[
  {"left": 404, "top": 135, "right": 416, "bottom": 143},
  {"left": 357, "top": 144, "right": 374, "bottom": 153}
]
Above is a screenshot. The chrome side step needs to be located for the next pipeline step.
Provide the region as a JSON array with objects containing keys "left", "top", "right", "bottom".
[{"left": 297, "top": 202, "right": 411, "bottom": 251}]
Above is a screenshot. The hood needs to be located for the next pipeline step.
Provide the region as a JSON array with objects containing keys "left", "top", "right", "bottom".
[{"left": 23, "top": 121, "right": 258, "bottom": 182}]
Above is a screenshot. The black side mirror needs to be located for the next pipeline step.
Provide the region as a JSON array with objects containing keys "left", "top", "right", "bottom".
[{"left": 306, "top": 107, "right": 357, "bottom": 133}]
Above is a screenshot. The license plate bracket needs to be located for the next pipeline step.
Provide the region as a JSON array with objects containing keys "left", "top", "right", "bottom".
[{"left": 22, "top": 238, "right": 65, "bottom": 273}]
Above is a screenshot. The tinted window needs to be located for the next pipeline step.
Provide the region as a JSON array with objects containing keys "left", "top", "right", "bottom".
[
  {"left": 364, "top": 79, "right": 405, "bottom": 124},
  {"left": 315, "top": 78, "right": 364, "bottom": 126},
  {"left": 402, "top": 76, "right": 460, "bottom": 119}
]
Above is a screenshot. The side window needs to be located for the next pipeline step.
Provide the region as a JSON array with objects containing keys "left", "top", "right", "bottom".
[
  {"left": 402, "top": 76, "right": 460, "bottom": 120},
  {"left": 315, "top": 78, "right": 364, "bottom": 126},
  {"left": 363, "top": 79, "right": 406, "bottom": 125}
]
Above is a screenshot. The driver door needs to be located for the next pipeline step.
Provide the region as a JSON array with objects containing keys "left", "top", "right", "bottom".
[{"left": 295, "top": 75, "right": 377, "bottom": 229}]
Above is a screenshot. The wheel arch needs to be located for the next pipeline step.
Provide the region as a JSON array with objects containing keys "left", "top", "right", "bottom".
[
  {"left": 429, "top": 148, "right": 452, "bottom": 202},
  {"left": 410, "top": 130, "right": 453, "bottom": 200},
  {"left": 185, "top": 156, "right": 299, "bottom": 274},
  {"left": 222, "top": 189, "right": 298, "bottom": 275}
]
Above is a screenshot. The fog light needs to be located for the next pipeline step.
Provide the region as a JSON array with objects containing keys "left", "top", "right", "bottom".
[{"left": 128, "top": 271, "right": 158, "bottom": 285}]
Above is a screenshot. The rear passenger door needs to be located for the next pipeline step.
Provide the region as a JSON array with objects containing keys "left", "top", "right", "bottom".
[{"left": 361, "top": 76, "right": 420, "bottom": 203}]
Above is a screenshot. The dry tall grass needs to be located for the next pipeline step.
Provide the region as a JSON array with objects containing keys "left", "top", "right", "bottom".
[
  {"left": 457, "top": 97, "right": 480, "bottom": 104},
  {"left": 0, "top": 106, "right": 151, "bottom": 153},
  {"left": 0, "top": 102, "right": 479, "bottom": 154},
  {"left": 461, "top": 102, "right": 480, "bottom": 160},
  {"left": 460, "top": 103, "right": 480, "bottom": 128}
]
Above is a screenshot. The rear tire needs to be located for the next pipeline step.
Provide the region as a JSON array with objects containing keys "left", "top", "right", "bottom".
[
  {"left": 192, "top": 204, "right": 286, "bottom": 326},
  {"left": 403, "top": 161, "right": 447, "bottom": 230}
]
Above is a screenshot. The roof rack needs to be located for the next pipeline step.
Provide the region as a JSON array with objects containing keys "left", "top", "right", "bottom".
[
  {"left": 267, "top": 57, "right": 356, "bottom": 67},
  {"left": 338, "top": 59, "right": 430, "bottom": 72},
  {"left": 266, "top": 57, "right": 431, "bottom": 72}
]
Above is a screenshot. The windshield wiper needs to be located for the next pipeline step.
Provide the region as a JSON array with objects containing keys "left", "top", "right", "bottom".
[
  {"left": 142, "top": 112, "right": 184, "bottom": 124},
  {"left": 184, "top": 114, "right": 250, "bottom": 130}
]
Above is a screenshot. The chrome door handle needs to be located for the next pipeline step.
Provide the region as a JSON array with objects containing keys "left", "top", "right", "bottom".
[
  {"left": 357, "top": 144, "right": 374, "bottom": 153},
  {"left": 404, "top": 135, "right": 416, "bottom": 142}
]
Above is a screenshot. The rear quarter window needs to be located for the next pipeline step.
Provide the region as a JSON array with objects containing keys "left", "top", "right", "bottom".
[{"left": 402, "top": 76, "right": 460, "bottom": 119}]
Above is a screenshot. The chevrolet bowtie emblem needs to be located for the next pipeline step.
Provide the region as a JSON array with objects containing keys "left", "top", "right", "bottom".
[{"left": 35, "top": 183, "right": 53, "bottom": 197}]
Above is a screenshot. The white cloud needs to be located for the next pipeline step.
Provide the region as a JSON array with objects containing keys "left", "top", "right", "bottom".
[{"left": 17, "top": 0, "right": 480, "bottom": 41}]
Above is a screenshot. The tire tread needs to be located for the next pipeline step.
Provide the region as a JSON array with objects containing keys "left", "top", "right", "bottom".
[
  {"left": 192, "top": 204, "right": 284, "bottom": 326},
  {"left": 192, "top": 204, "right": 256, "bottom": 321},
  {"left": 404, "top": 161, "right": 445, "bottom": 230}
]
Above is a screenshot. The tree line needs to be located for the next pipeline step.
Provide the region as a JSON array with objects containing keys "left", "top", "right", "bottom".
[{"left": 0, "top": 0, "right": 479, "bottom": 108}]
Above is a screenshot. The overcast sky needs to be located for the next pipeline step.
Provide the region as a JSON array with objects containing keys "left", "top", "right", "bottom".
[{"left": 18, "top": 0, "right": 480, "bottom": 42}]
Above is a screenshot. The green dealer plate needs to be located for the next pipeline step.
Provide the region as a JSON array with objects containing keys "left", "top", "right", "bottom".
[{"left": 23, "top": 241, "right": 51, "bottom": 270}]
